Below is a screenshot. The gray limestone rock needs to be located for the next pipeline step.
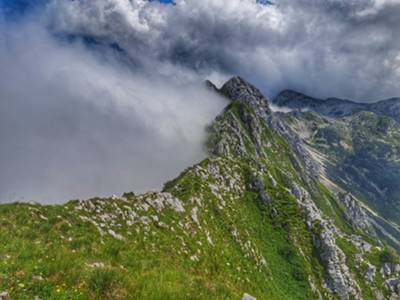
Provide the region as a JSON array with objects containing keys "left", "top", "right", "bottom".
[
  {"left": 339, "top": 194, "right": 376, "bottom": 236},
  {"left": 292, "top": 184, "right": 361, "bottom": 300},
  {"left": 385, "top": 278, "right": 400, "bottom": 295},
  {"left": 242, "top": 293, "right": 256, "bottom": 300},
  {"left": 364, "top": 263, "right": 376, "bottom": 282},
  {"left": 220, "top": 76, "right": 271, "bottom": 120},
  {"left": 249, "top": 174, "right": 271, "bottom": 205}
]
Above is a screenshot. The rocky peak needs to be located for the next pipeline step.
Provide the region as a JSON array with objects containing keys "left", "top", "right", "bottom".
[
  {"left": 220, "top": 76, "right": 271, "bottom": 119},
  {"left": 205, "top": 79, "right": 218, "bottom": 92}
]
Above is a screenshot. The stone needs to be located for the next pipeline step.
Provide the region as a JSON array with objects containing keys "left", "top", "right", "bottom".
[
  {"left": 191, "top": 207, "right": 200, "bottom": 225},
  {"left": 108, "top": 229, "right": 125, "bottom": 241},
  {"left": 242, "top": 293, "right": 256, "bottom": 300},
  {"left": 374, "top": 290, "right": 385, "bottom": 300},
  {"left": 339, "top": 194, "right": 376, "bottom": 236},
  {"left": 349, "top": 235, "right": 372, "bottom": 253},
  {"left": 249, "top": 174, "right": 271, "bottom": 205},
  {"left": 364, "top": 263, "right": 376, "bottom": 282},
  {"left": 382, "top": 263, "right": 393, "bottom": 278},
  {"left": 258, "top": 191, "right": 271, "bottom": 205},
  {"left": 269, "top": 208, "right": 278, "bottom": 219},
  {"left": 144, "top": 193, "right": 185, "bottom": 213},
  {"left": 385, "top": 278, "right": 400, "bottom": 295}
]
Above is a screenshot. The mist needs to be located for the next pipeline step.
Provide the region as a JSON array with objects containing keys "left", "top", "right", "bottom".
[{"left": 0, "top": 21, "right": 226, "bottom": 203}]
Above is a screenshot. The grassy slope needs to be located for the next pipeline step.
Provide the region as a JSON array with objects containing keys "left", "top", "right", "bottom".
[{"left": 0, "top": 164, "right": 315, "bottom": 299}]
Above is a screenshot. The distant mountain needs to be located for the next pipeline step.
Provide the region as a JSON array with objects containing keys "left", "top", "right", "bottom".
[
  {"left": 277, "top": 109, "right": 400, "bottom": 230},
  {"left": 2, "top": 77, "right": 400, "bottom": 299},
  {"left": 274, "top": 89, "right": 400, "bottom": 124},
  {"left": 273, "top": 89, "right": 400, "bottom": 227}
]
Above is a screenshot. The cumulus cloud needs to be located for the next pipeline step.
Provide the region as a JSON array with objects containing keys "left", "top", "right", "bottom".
[
  {"left": 1, "top": 0, "right": 400, "bottom": 202},
  {"left": 42, "top": 0, "right": 400, "bottom": 101}
]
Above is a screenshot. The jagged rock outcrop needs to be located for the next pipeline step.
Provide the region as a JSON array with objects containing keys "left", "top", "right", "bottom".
[
  {"left": 206, "top": 100, "right": 268, "bottom": 158},
  {"left": 349, "top": 234, "right": 372, "bottom": 253},
  {"left": 215, "top": 77, "right": 322, "bottom": 179},
  {"left": 292, "top": 185, "right": 362, "bottom": 300},
  {"left": 338, "top": 193, "right": 376, "bottom": 236},
  {"left": 381, "top": 263, "right": 400, "bottom": 278},
  {"left": 384, "top": 278, "right": 400, "bottom": 299},
  {"left": 220, "top": 76, "right": 271, "bottom": 119}
]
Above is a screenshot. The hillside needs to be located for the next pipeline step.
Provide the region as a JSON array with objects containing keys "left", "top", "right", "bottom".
[
  {"left": 1, "top": 77, "right": 400, "bottom": 300},
  {"left": 278, "top": 110, "right": 400, "bottom": 243}
]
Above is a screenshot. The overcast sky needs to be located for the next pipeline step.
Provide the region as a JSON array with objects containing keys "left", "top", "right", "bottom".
[
  {"left": 41, "top": 0, "right": 400, "bottom": 101},
  {"left": 1, "top": 0, "right": 400, "bottom": 203}
]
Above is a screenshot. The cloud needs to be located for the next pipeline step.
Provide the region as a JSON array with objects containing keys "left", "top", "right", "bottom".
[
  {"left": 0, "top": 20, "right": 226, "bottom": 203},
  {"left": 1, "top": 0, "right": 400, "bottom": 202},
  {"left": 41, "top": 0, "right": 400, "bottom": 101}
]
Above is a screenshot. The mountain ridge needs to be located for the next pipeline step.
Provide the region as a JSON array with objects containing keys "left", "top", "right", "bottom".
[
  {"left": 1, "top": 77, "right": 400, "bottom": 299},
  {"left": 273, "top": 89, "right": 400, "bottom": 123}
]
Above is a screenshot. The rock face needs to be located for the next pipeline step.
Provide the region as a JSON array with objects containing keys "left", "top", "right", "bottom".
[
  {"left": 220, "top": 76, "right": 271, "bottom": 119},
  {"left": 364, "top": 263, "right": 376, "bottom": 282},
  {"left": 338, "top": 193, "right": 376, "bottom": 236},
  {"left": 292, "top": 185, "right": 361, "bottom": 300},
  {"left": 266, "top": 112, "right": 322, "bottom": 178},
  {"left": 381, "top": 263, "right": 400, "bottom": 278},
  {"left": 385, "top": 278, "right": 400, "bottom": 299}
]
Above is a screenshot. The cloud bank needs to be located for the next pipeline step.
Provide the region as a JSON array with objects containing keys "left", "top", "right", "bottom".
[
  {"left": 43, "top": 0, "right": 400, "bottom": 101},
  {"left": 1, "top": 0, "right": 400, "bottom": 202},
  {"left": 0, "top": 20, "right": 226, "bottom": 203}
]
